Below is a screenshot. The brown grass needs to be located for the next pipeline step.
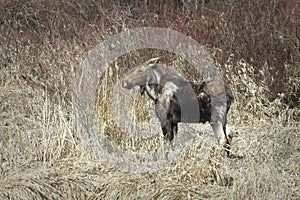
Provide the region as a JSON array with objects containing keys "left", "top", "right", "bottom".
[{"left": 0, "top": 0, "right": 299, "bottom": 199}]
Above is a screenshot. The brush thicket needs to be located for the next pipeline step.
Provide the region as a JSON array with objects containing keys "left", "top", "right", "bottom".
[{"left": 0, "top": 0, "right": 299, "bottom": 199}]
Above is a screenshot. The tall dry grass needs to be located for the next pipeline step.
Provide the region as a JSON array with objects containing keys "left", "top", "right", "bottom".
[{"left": 0, "top": 0, "right": 299, "bottom": 199}]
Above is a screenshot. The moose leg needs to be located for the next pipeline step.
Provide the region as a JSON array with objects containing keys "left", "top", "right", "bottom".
[
  {"left": 168, "top": 121, "right": 178, "bottom": 142},
  {"left": 161, "top": 114, "right": 177, "bottom": 142},
  {"left": 210, "top": 122, "right": 226, "bottom": 146},
  {"left": 222, "top": 116, "right": 231, "bottom": 156},
  {"left": 161, "top": 126, "right": 170, "bottom": 140},
  {"left": 210, "top": 96, "right": 231, "bottom": 156},
  {"left": 160, "top": 115, "right": 173, "bottom": 141},
  {"left": 172, "top": 122, "right": 178, "bottom": 138},
  {"left": 210, "top": 121, "right": 231, "bottom": 156},
  {"left": 155, "top": 102, "right": 173, "bottom": 141},
  {"left": 164, "top": 114, "right": 174, "bottom": 141},
  {"left": 171, "top": 111, "right": 180, "bottom": 139}
]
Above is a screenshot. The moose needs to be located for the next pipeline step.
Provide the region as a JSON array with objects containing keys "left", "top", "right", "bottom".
[{"left": 122, "top": 57, "right": 234, "bottom": 154}]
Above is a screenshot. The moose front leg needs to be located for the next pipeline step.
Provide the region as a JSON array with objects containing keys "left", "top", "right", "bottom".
[
  {"left": 154, "top": 102, "right": 174, "bottom": 142},
  {"left": 162, "top": 115, "right": 178, "bottom": 142},
  {"left": 162, "top": 117, "right": 173, "bottom": 141},
  {"left": 171, "top": 121, "right": 178, "bottom": 140},
  {"left": 157, "top": 113, "right": 173, "bottom": 141}
]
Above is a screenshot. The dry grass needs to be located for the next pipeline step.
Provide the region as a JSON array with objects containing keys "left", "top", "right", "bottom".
[{"left": 0, "top": 0, "right": 299, "bottom": 199}]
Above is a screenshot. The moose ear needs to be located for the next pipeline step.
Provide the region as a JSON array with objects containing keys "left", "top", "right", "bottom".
[{"left": 147, "top": 57, "right": 160, "bottom": 68}]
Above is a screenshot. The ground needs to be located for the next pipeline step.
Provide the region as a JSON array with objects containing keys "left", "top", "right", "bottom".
[{"left": 0, "top": 0, "right": 299, "bottom": 199}]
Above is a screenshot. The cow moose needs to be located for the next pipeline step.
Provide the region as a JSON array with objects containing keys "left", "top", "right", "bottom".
[{"left": 122, "top": 57, "right": 234, "bottom": 154}]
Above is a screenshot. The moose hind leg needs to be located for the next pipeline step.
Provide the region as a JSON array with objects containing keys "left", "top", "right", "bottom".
[
  {"left": 172, "top": 122, "right": 178, "bottom": 138},
  {"left": 210, "top": 121, "right": 231, "bottom": 156},
  {"left": 210, "top": 99, "right": 231, "bottom": 156},
  {"left": 210, "top": 122, "right": 226, "bottom": 146},
  {"left": 222, "top": 117, "right": 231, "bottom": 156}
]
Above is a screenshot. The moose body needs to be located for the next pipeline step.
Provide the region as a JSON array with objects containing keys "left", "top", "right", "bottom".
[{"left": 122, "top": 58, "right": 234, "bottom": 153}]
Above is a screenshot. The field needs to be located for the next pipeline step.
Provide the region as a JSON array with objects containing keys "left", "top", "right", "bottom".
[{"left": 0, "top": 0, "right": 299, "bottom": 199}]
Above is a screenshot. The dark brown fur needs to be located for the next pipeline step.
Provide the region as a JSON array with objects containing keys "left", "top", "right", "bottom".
[{"left": 145, "top": 81, "right": 233, "bottom": 143}]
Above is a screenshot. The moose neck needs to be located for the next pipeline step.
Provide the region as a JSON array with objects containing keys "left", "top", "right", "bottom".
[{"left": 149, "top": 66, "right": 166, "bottom": 85}]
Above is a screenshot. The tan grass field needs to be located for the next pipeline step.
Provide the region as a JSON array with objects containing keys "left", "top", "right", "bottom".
[{"left": 0, "top": 1, "right": 299, "bottom": 199}]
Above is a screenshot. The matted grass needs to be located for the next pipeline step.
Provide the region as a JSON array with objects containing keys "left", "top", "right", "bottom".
[{"left": 0, "top": 0, "right": 299, "bottom": 199}]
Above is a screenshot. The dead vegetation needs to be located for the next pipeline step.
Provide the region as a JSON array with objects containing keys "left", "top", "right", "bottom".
[{"left": 0, "top": 0, "right": 299, "bottom": 199}]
